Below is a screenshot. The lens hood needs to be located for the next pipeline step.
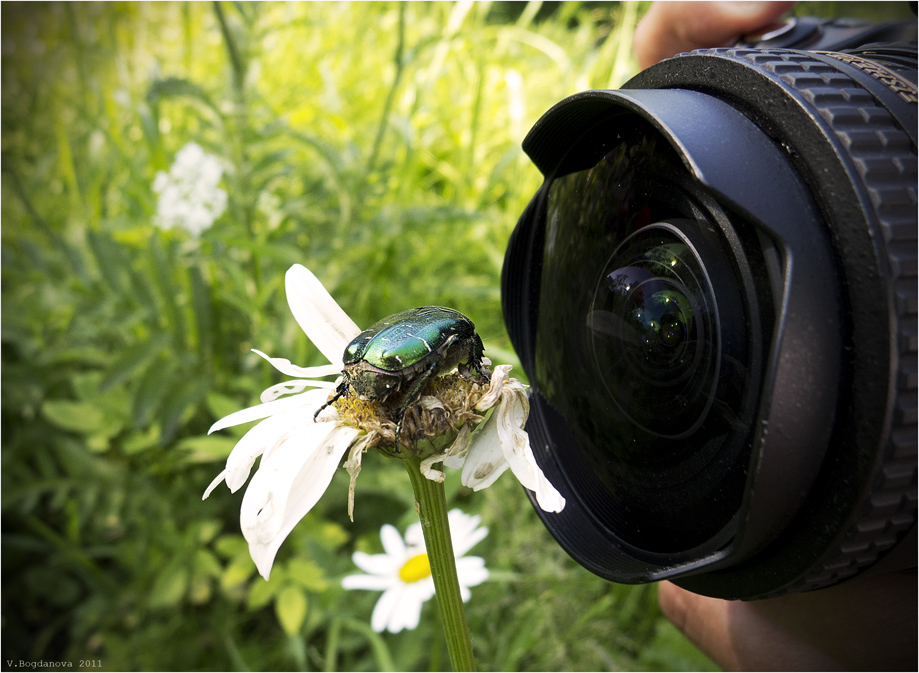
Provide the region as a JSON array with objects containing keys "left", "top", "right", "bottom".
[{"left": 503, "top": 43, "right": 917, "bottom": 599}]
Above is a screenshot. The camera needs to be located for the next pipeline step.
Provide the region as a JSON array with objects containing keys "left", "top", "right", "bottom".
[{"left": 501, "top": 16, "right": 917, "bottom": 600}]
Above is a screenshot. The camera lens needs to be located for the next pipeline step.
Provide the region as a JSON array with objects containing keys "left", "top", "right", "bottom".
[
  {"left": 530, "top": 119, "right": 765, "bottom": 555},
  {"left": 590, "top": 224, "right": 718, "bottom": 439},
  {"left": 502, "top": 38, "right": 916, "bottom": 598}
]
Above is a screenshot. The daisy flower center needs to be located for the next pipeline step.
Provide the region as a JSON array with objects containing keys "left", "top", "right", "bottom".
[{"left": 398, "top": 553, "right": 432, "bottom": 583}]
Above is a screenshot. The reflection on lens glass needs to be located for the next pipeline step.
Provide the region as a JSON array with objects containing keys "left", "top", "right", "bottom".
[
  {"left": 533, "top": 117, "right": 764, "bottom": 553},
  {"left": 590, "top": 225, "right": 719, "bottom": 439}
]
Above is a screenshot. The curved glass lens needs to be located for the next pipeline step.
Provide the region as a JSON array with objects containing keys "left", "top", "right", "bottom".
[
  {"left": 590, "top": 225, "right": 719, "bottom": 439},
  {"left": 533, "top": 117, "right": 763, "bottom": 552}
]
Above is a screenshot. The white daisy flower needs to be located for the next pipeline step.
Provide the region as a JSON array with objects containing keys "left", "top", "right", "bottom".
[
  {"left": 152, "top": 141, "right": 228, "bottom": 235},
  {"left": 342, "top": 510, "right": 489, "bottom": 633},
  {"left": 203, "top": 264, "right": 564, "bottom": 580}
]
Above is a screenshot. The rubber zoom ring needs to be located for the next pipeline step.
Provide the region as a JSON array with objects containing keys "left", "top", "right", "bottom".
[{"left": 703, "top": 46, "right": 916, "bottom": 597}]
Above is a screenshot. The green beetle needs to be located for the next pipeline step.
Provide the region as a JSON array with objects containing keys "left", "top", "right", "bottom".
[{"left": 315, "top": 306, "right": 488, "bottom": 448}]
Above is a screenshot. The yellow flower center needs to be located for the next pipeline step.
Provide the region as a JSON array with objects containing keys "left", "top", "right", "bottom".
[{"left": 398, "top": 553, "right": 432, "bottom": 583}]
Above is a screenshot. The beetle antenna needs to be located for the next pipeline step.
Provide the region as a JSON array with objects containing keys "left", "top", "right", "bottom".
[{"left": 313, "top": 385, "right": 346, "bottom": 423}]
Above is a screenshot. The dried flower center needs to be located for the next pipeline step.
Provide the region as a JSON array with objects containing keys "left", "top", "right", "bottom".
[
  {"left": 334, "top": 372, "right": 488, "bottom": 453},
  {"left": 398, "top": 553, "right": 432, "bottom": 583}
]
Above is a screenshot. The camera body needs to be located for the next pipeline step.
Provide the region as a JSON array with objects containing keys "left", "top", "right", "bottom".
[{"left": 502, "top": 18, "right": 917, "bottom": 599}]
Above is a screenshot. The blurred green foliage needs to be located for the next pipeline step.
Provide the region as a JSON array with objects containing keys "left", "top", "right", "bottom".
[{"left": 13, "top": 0, "right": 909, "bottom": 670}]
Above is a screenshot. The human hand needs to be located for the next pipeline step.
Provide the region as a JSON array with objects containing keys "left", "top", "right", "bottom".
[
  {"left": 658, "top": 571, "right": 917, "bottom": 671},
  {"left": 633, "top": 1, "right": 797, "bottom": 69}
]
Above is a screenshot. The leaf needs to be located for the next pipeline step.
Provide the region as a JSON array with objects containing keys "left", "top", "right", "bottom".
[
  {"left": 247, "top": 575, "right": 277, "bottom": 611},
  {"left": 100, "top": 334, "right": 168, "bottom": 392},
  {"left": 285, "top": 558, "right": 328, "bottom": 593},
  {"left": 159, "top": 378, "right": 209, "bottom": 443},
  {"left": 176, "top": 435, "right": 238, "bottom": 463},
  {"left": 189, "top": 265, "right": 214, "bottom": 358},
  {"left": 221, "top": 557, "right": 255, "bottom": 591},
  {"left": 146, "top": 76, "right": 221, "bottom": 117},
  {"left": 149, "top": 564, "right": 189, "bottom": 608},
  {"left": 275, "top": 585, "right": 308, "bottom": 636},
  {"left": 193, "top": 549, "right": 222, "bottom": 578},
  {"left": 206, "top": 391, "right": 246, "bottom": 421},
  {"left": 214, "top": 534, "right": 249, "bottom": 560},
  {"left": 133, "top": 359, "right": 176, "bottom": 428},
  {"left": 41, "top": 400, "right": 106, "bottom": 434},
  {"left": 121, "top": 426, "right": 161, "bottom": 455}
]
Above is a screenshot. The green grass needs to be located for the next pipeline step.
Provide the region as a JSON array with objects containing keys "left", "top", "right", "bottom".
[{"left": 0, "top": 2, "right": 723, "bottom": 670}]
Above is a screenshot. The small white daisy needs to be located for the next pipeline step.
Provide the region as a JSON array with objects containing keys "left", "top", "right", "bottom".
[
  {"left": 342, "top": 510, "right": 489, "bottom": 633},
  {"left": 203, "top": 264, "right": 564, "bottom": 580}
]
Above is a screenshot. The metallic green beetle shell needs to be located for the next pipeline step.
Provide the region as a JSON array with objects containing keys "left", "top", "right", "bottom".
[
  {"left": 314, "top": 306, "right": 487, "bottom": 448},
  {"left": 344, "top": 306, "right": 476, "bottom": 372},
  {"left": 342, "top": 306, "right": 484, "bottom": 401}
]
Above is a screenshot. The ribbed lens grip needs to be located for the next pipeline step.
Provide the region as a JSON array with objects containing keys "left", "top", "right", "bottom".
[{"left": 632, "top": 46, "right": 916, "bottom": 597}]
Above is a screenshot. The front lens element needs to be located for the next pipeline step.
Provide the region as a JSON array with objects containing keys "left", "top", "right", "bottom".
[
  {"left": 532, "top": 118, "right": 765, "bottom": 552},
  {"left": 590, "top": 225, "right": 719, "bottom": 439}
]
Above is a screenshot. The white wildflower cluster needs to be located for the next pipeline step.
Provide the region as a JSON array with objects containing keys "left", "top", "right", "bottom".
[{"left": 152, "top": 142, "right": 227, "bottom": 236}]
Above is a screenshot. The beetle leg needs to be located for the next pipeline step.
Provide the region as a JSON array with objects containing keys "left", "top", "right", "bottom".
[
  {"left": 467, "top": 333, "right": 489, "bottom": 383},
  {"left": 393, "top": 360, "right": 440, "bottom": 452}
]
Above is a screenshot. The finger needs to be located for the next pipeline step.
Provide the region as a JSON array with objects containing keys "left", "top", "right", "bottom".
[{"left": 634, "top": 1, "right": 797, "bottom": 69}]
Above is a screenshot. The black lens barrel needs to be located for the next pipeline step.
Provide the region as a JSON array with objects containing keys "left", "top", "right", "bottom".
[{"left": 503, "top": 42, "right": 917, "bottom": 599}]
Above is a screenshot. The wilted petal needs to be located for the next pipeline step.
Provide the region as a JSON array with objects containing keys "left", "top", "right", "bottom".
[
  {"left": 474, "top": 364, "right": 515, "bottom": 412},
  {"left": 460, "top": 410, "right": 511, "bottom": 490},
  {"left": 240, "top": 422, "right": 360, "bottom": 579},
  {"left": 285, "top": 264, "right": 361, "bottom": 366},
  {"left": 494, "top": 388, "right": 565, "bottom": 513},
  {"left": 251, "top": 348, "right": 343, "bottom": 379},
  {"left": 426, "top": 424, "right": 472, "bottom": 479}
]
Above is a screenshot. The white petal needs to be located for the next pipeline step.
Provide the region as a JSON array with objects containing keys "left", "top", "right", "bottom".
[
  {"left": 403, "top": 521, "right": 424, "bottom": 549},
  {"left": 214, "top": 388, "right": 333, "bottom": 492},
  {"left": 370, "top": 585, "right": 404, "bottom": 633},
  {"left": 240, "top": 422, "right": 359, "bottom": 579},
  {"left": 285, "top": 264, "right": 361, "bottom": 366},
  {"left": 352, "top": 550, "right": 402, "bottom": 577},
  {"left": 456, "top": 556, "right": 489, "bottom": 588},
  {"left": 208, "top": 392, "right": 318, "bottom": 435},
  {"left": 251, "top": 348, "right": 342, "bottom": 379},
  {"left": 448, "top": 510, "right": 488, "bottom": 557},
  {"left": 392, "top": 583, "right": 430, "bottom": 632},
  {"left": 460, "top": 411, "right": 511, "bottom": 490},
  {"left": 341, "top": 574, "right": 394, "bottom": 591},
  {"left": 380, "top": 524, "right": 406, "bottom": 559},
  {"left": 202, "top": 469, "right": 227, "bottom": 500},
  {"left": 259, "top": 379, "right": 338, "bottom": 404}
]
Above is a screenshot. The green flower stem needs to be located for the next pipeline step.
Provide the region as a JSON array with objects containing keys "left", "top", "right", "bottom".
[{"left": 404, "top": 457, "right": 476, "bottom": 672}]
